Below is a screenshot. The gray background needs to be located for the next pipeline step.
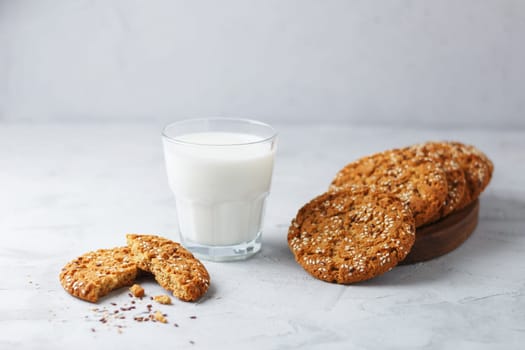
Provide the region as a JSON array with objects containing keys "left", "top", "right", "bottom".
[{"left": 1, "top": 0, "right": 524, "bottom": 128}]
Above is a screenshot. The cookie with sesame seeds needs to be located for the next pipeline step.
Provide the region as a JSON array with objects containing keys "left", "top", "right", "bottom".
[
  {"left": 287, "top": 187, "right": 416, "bottom": 284},
  {"left": 444, "top": 142, "right": 493, "bottom": 210},
  {"left": 330, "top": 149, "right": 449, "bottom": 227},
  {"left": 406, "top": 142, "right": 467, "bottom": 219},
  {"left": 59, "top": 247, "right": 138, "bottom": 303},
  {"left": 126, "top": 234, "right": 210, "bottom": 302}
]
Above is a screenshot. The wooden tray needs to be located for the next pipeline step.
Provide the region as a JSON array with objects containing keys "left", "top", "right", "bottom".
[{"left": 400, "top": 199, "right": 479, "bottom": 265}]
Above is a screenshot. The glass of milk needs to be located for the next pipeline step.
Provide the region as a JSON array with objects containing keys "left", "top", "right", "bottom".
[{"left": 162, "top": 118, "right": 277, "bottom": 261}]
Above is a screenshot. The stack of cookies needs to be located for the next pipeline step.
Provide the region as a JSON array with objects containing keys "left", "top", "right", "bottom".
[
  {"left": 288, "top": 141, "right": 493, "bottom": 284},
  {"left": 59, "top": 234, "right": 210, "bottom": 303}
]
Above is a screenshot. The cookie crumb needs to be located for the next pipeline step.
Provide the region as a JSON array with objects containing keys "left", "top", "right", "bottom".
[
  {"left": 154, "top": 311, "right": 168, "bottom": 323},
  {"left": 129, "top": 284, "right": 145, "bottom": 298},
  {"left": 153, "top": 295, "right": 172, "bottom": 305}
]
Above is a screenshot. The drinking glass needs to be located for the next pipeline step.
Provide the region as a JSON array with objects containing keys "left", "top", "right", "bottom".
[{"left": 162, "top": 118, "right": 277, "bottom": 261}]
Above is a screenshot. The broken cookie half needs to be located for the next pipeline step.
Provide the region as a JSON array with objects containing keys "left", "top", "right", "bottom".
[{"left": 126, "top": 234, "right": 210, "bottom": 302}]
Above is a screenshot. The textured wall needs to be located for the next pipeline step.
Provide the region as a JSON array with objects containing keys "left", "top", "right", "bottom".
[{"left": 1, "top": 0, "right": 524, "bottom": 127}]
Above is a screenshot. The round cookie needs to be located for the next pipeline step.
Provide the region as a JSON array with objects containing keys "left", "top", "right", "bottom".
[
  {"left": 330, "top": 149, "right": 448, "bottom": 227},
  {"left": 445, "top": 142, "right": 493, "bottom": 209},
  {"left": 288, "top": 188, "right": 416, "bottom": 284},
  {"left": 406, "top": 142, "right": 467, "bottom": 219},
  {"left": 59, "top": 247, "right": 138, "bottom": 303}
]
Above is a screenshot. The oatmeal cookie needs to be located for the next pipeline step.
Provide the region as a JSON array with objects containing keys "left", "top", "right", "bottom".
[
  {"left": 59, "top": 247, "right": 138, "bottom": 303},
  {"left": 126, "top": 234, "right": 210, "bottom": 302},
  {"left": 287, "top": 188, "right": 415, "bottom": 284}
]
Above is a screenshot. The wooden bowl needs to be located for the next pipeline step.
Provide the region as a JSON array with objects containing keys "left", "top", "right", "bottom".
[{"left": 400, "top": 199, "right": 479, "bottom": 265}]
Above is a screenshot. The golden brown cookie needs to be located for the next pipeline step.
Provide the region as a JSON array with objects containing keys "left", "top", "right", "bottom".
[
  {"left": 330, "top": 149, "right": 448, "bottom": 227},
  {"left": 126, "top": 234, "right": 210, "bottom": 302},
  {"left": 406, "top": 142, "right": 467, "bottom": 219},
  {"left": 288, "top": 188, "right": 416, "bottom": 284},
  {"left": 445, "top": 142, "right": 493, "bottom": 209},
  {"left": 59, "top": 247, "right": 138, "bottom": 303}
]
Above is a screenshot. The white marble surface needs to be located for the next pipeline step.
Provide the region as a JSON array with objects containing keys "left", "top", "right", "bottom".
[
  {"left": 1, "top": 1, "right": 525, "bottom": 127},
  {"left": 1, "top": 122, "right": 524, "bottom": 349}
]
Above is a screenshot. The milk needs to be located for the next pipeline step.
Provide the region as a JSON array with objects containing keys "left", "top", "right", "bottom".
[{"left": 163, "top": 132, "right": 275, "bottom": 246}]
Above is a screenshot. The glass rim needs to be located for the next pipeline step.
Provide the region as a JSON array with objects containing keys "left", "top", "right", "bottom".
[{"left": 162, "top": 118, "right": 277, "bottom": 146}]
